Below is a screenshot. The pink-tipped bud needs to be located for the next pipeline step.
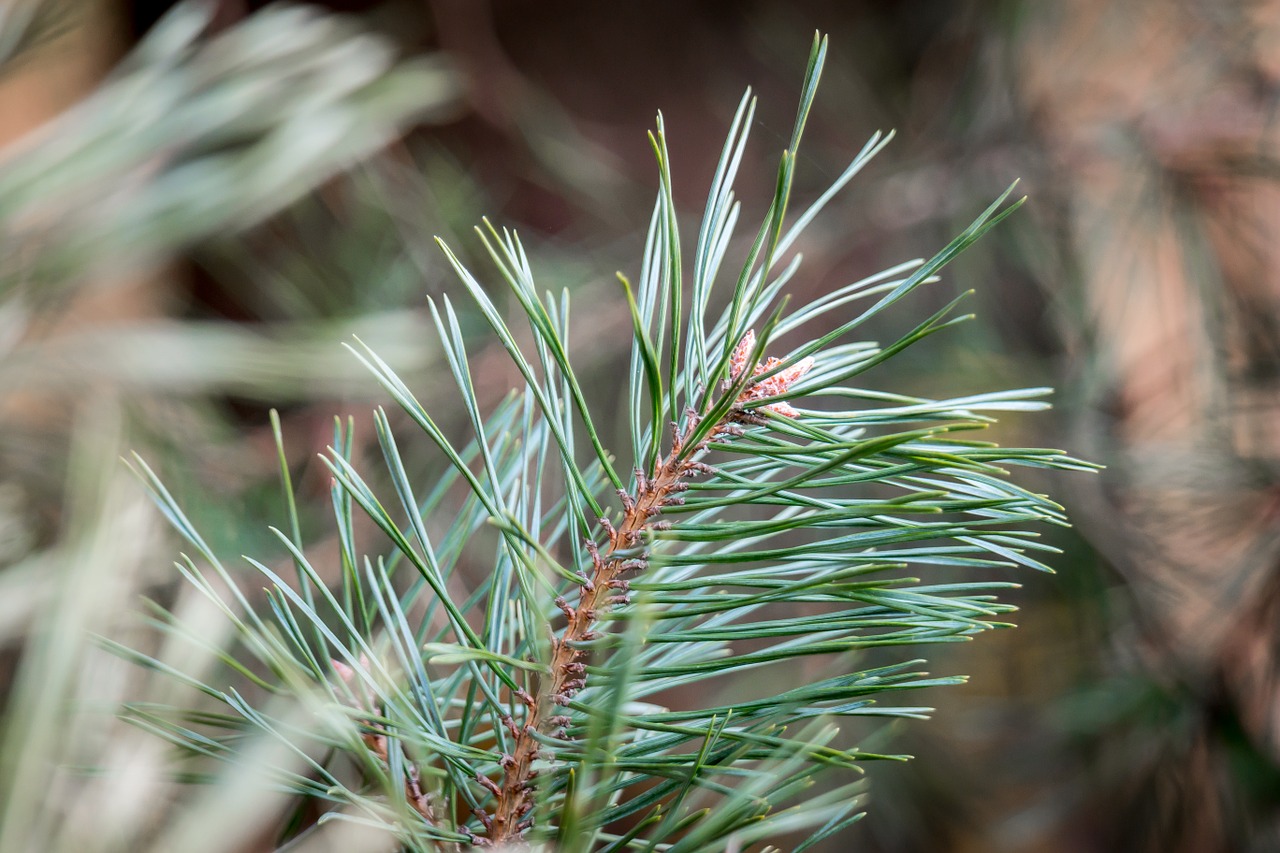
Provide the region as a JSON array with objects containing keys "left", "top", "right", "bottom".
[
  {"left": 728, "top": 330, "right": 757, "bottom": 384},
  {"left": 724, "top": 330, "right": 816, "bottom": 419}
]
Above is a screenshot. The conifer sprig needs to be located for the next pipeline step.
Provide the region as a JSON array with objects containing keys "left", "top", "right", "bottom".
[{"left": 122, "top": 32, "right": 1091, "bottom": 851}]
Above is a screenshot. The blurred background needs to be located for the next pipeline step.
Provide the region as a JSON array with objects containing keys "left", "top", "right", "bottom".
[{"left": 3, "top": 1, "right": 1280, "bottom": 851}]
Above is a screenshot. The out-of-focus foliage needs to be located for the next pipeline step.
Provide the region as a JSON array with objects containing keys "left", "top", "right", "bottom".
[
  {"left": 0, "top": 0, "right": 71, "bottom": 70},
  {"left": 0, "top": 3, "right": 462, "bottom": 852},
  {"left": 0, "top": 2, "right": 456, "bottom": 282},
  {"left": 1008, "top": 4, "right": 1280, "bottom": 850},
  {"left": 3, "top": 0, "right": 1280, "bottom": 850}
]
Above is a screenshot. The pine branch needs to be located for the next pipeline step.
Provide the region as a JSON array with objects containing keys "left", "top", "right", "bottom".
[{"left": 114, "top": 29, "right": 1093, "bottom": 853}]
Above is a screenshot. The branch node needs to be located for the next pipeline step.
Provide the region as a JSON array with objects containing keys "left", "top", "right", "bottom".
[
  {"left": 476, "top": 772, "right": 502, "bottom": 797},
  {"left": 670, "top": 421, "right": 684, "bottom": 455},
  {"left": 598, "top": 517, "right": 618, "bottom": 547}
]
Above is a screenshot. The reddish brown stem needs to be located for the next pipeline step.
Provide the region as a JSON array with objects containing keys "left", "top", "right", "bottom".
[{"left": 484, "top": 422, "right": 723, "bottom": 846}]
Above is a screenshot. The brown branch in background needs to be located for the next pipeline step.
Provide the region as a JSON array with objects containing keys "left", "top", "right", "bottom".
[
  {"left": 332, "top": 657, "right": 457, "bottom": 853},
  {"left": 364, "top": 718, "right": 449, "bottom": 838}
]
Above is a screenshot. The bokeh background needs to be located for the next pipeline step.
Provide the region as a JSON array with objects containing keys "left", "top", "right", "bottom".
[{"left": 3, "top": 1, "right": 1280, "bottom": 851}]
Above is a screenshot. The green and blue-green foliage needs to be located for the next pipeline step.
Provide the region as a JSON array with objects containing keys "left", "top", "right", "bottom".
[{"left": 121, "top": 33, "right": 1089, "bottom": 852}]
